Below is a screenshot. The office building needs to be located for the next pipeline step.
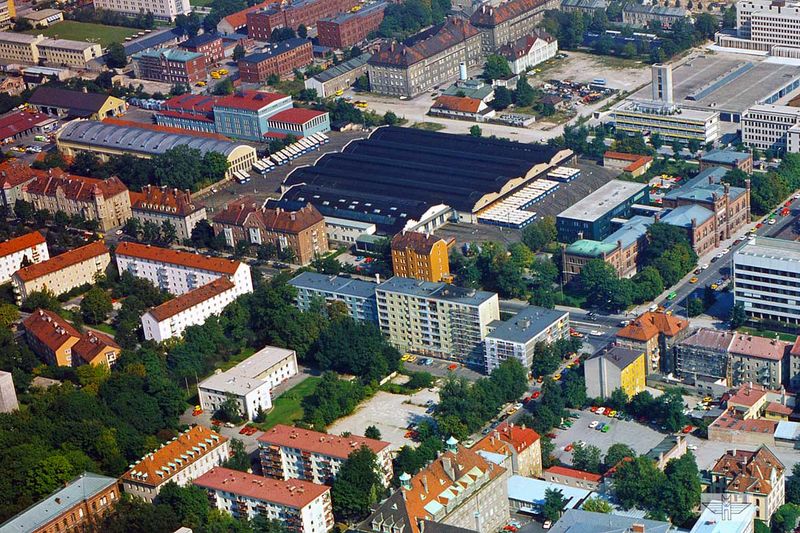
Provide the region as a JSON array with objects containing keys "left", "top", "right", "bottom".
[
  {"left": 37, "top": 39, "right": 102, "bottom": 68},
  {"left": 0, "top": 473, "right": 119, "bottom": 533},
  {"left": 484, "top": 306, "right": 569, "bottom": 373},
  {"left": 12, "top": 241, "right": 111, "bottom": 301},
  {"left": 179, "top": 32, "right": 224, "bottom": 64},
  {"left": 197, "top": 346, "right": 297, "bottom": 420},
  {"left": 212, "top": 201, "right": 328, "bottom": 265},
  {"left": 121, "top": 426, "right": 229, "bottom": 503},
  {"left": 734, "top": 237, "right": 800, "bottom": 326},
  {"left": 0, "top": 231, "right": 48, "bottom": 283},
  {"left": 317, "top": 2, "right": 387, "bottom": 49},
  {"left": 213, "top": 91, "right": 292, "bottom": 141},
  {"left": 142, "top": 277, "right": 241, "bottom": 342},
  {"left": 474, "top": 421, "right": 542, "bottom": 477},
  {"left": 238, "top": 39, "right": 313, "bottom": 82},
  {"left": 323, "top": 216, "right": 376, "bottom": 245},
  {"left": 498, "top": 30, "right": 557, "bottom": 75},
  {"left": 245, "top": 0, "right": 359, "bottom": 40},
  {"left": 391, "top": 231, "right": 450, "bottom": 283},
  {"left": 194, "top": 468, "right": 334, "bottom": 533},
  {"left": 622, "top": 4, "right": 691, "bottom": 28},
  {"left": 0, "top": 371, "right": 17, "bottom": 412},
  {"left": 22, "top": 7, "right": 62, "bottom": 27},
  {"left": 266, "top": 107, "right": 331, "bottom": 139},
  {"left": 742, "top": 104, "right": 800, "bottom": 153},
  {"left": 709, "top": 446, "right": 785, "bottom": 522},
  {"left": 584, "top": 344, "right": 646, "bottom": 399},
  {"left": 28, "top": 87, "right": 126, "bottom": 120},
  {"left": 556, "top": 180, "right": 649, "bottom": 242},
  {"left": 660, "top": 204, "right": 720, "bottom": 258},
  {"left": 132, "top": 48, "right": 207, "bottom": 84},
  {"left": 614, "top": 99, "right": 720, "bottom": 143},
  {"left": 700, "top": 149, "right": 754, "bottom": 174},
  {"left": 676, "top": 328, "right": 735, "bottom": 384},
  {"left": 130, "top": 185, "right": 207, "bottom": 242},
  {"left": 23, "top": 173, "right": 131, "bottom": 232},
  {"left": 115, "top": 241, "right": 253, "bottom": 296},
  {"left": 615, "top": 311, "right": 689, "bottom": 374},
  {"left": 93, "top": 0, "right": 189, "bottom": 20},
  {"left": 469, "top": 0, "right": 559, "bottom": 54},
  {"left": 368, "top": 18, "right": 483, "bottom": 98},
  {"left": 375, "top": 276, "right": 500, "bottom": 365},
  {"left": 259, "top": 424, "right": 393, "bottom": 486},
  {"left": 717, "top": 0, "right": 800, "bottom": 54},
  {"left": 288, "top": 272, "right": 379, "bottom": 323},
  {"left": 304, "top": 53, "right": 371, "bottom": 98},
  {"left": 360, "top": 439, "right": 509, "bottom": 533},
  {"left": 0, "top": 31, "right": 43, "bottom": 63}
]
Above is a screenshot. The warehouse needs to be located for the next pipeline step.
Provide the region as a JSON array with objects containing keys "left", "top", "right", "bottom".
[
  {"left": 281, "top": 126, "right": 572, "bottom": 232},
  {"left": 55, "top": 120, "right": 257, "bottom": 179}
]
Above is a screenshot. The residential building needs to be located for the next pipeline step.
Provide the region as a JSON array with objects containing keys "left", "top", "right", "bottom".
[
  {"left": 259, "top": 424, "right": 393, "bottom": 486},
  {"left": 708, "top": 411, "right": 779, "bottom": 446},
  {"left": 245, "top": 0, "right": 360, "bottom": 41},
  {"left": 474, "top": 421, "right": 542, "bottom": 477},
  {"left": 323, "top": 216, "right": 376, "bottom": 245},
  {"left": 603, "top": 151, "right": 654, "bottom": 177},
  {"left": 543, "top": 466, "right": 602, "bottom": 490},
  {"left": 132, "top": 49, "right": 207, "bottom": 84},
  {"left": 115, "top": 241, "right": 253, "bottom": 296},
  {"left": 22, "top": 308, "right": 81, "bottom": 367},
  {"left": 142, "top": 277, "right": 241, "bottom": 342},
  {"left": 212, "top": 201, "right": 328, "bottom": 265},
  {"left": 304, "top": 53, "right": 371, "bottom": 97},
  {"left": 360, "top": 439, "right": 509, "bottom": 533},
  {"left": 238, "top": 39, "right": 313, "bottom": 82},
  {"left": 213, "top": 91, "right": 292, "bottom": 141},
  {"left": 0, "top": 0, "right": 14, "bottom": 28},
  {"left": 367, "top": 18, "right": 483, "bottom": 98},
  {"left": 55, "top": 121, "right": 257, "bottom": 180},
  {"left": 622, "top": 4, "right": 691, "bottom": 27},
  {"left": 616, "top": 311, "right": 690, "bottom": 374},
  {"left": 469, "top": 0, "right": 559, "bottom": 55},
  {"left": 549, "top": 510, "right": 671, "bottom": 533},
  {"left": 317, "top": 2, "right": 387, "bottom": 49},
  {"left": 507, "top": 476, "right": 591, "bottom": 515},
  {"left": 556, "top": 179, "right": 649, "bottom": 242},
  {"left": 375, "top": 276, "right": 500, "bottom": 365},
  {"left": 742, "top": 104, "right": 800, "bottom": 153},
  {"left": 197, "top": 346, "right": 297, "bottom": 420},
  {"left": 37, "top": 39, "right": 102, "bottom": 68},
  {"left": 288, "top": 272, "right": 379, "bottom": 323},
  {"left": 701, "top": 149, "right": 754, "bottom": 174},
  {"left": 497, "top": 30, "right": 557, "bottom": 75},
  {"left": 0, "top": 473, "right": 119, "bottom": 533},
  {"left": 0, "top": 231, "right": 48, "bottom": 283},
  {"left": 676, "top": 328, "right": 735, "bottom": 385},
  {"left": 708, "top": 446, "right": 785, "bottom": 522},
  {"left": 0, "top": 158, "right": 43, "bottom": 208},
  {"left": 23, "top": 173, "right": 131, "bottom": 232},
  {"left": 92, "top": 0, "right": 189, "bottom": 20},
  {"left": 22, "top": 8, "right": 63, "bottom": 28},
  {"left": 28, "top": 87, "right": 126, "bottom": 120},
  {"left": 130, "top": 185, "right": 207, "bottom": 242},
  {"left": 391, "top": 231, "right": 450, "bottom": 283},
  {"left": 734, "top": 237, "right": 800, "bottom": 326},
  {"left": 584, "top": 344, "right": 647, "bottom": 399},
  {"left": 72, "top": 330, "right": 120, "bottom": 368},
  {"left": 121, "top": 427, "right": 229, "bottom": 503},
  {"left": 614, "top": 99, "right": 720, "bottom": 143},
  {"left": 690, "top": 499, "right": 756, "bottom": 533},
  {"left": 12, "top": 241, "right": 111, "bottom": 301},
  {"left": 561, "top": 0, "right": 608, "bottom": 14},
  {"left": 429, "top": 95, "right": 496, "bottom": 121},
  {"left": 728, "top": 333, "right": 791, "bottom": 390},
  {"left": 179, "top": 32, "right": 224, "bottom": 64},
  {"left": 217, "top": 0, "right": 271, "bottom": 34},
  {"left": 484, "top": 305, "right": 569, "bottom": 373},
  {"left": 0, "top": 371, "right": 17, "bottom": 413},
  {"left": 194, "top": 468, "right": 334, "bottom": 533},
  {"left": 791, "top": 338, "right": 800, "bottom": 392}
]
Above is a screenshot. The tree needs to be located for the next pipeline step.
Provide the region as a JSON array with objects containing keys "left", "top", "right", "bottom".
[
  {"left": 470, "top": 125, "right": 482, "bottom": 137},
  {"left": 253, "top": 516, "right": 290, "bottom": 533},
  {"left": 383, "top": 111, "right": 399, "bottom": 125},
  {"left": 671, "top": 139, "right": 682, "bottom": 156},
  {"left": 222, "top": 438, "right": 250, "bottom": 472},
  {"left": 331, "top": 445, "right": 383, "bottom": 520},
  {"left": 24, "top": 455, "right": 78, "bottom": 500},
  {"left": 612, "top": 455, "right": 667, "bottom": 510},
  {"left": 270, "top": 27, "right": 296, "bottom": 41},
  {"left": 213, "top": 78, "right": 234, "bottom": 95},
  {"left": 0, "top": 303, "right": 19, "bottom": 329},
  {"left": 365, "top": 425, "right": 382, "bottom": 440},
  {"left": 106, "top": 42, "right": 127, "bottom": 68},
  {"left": 542, "top": 488, "right": 569, "bottom": 521},
  {"left": 80, "top": 286, "right": 113, "bottom": 324},
  {"left": 155, "top": 483, "right": 210, "bottom": 529},
  {"left": 314, "top": 318, "right": 400, "bottom": 383},
  {"left": 492, "top": 86, "right": 513, "bottom": 110},
  {"left": 521, "top": 218, "right": 557, "bottom": 252},
  {"left": 687, "top": 297, "right": 704, "bottom": 317},
  {"left": 608, "top": 387, "right": 629, "bottom": 412},
  {"left": 772, "top": 504, "right": 800, "bottom": 533},
  {"left": 731, "top": 302, "right": 747, "bottom": 328},
  {"left": 694, "top": 12, "right": 718, "bottom": 39},
  {"left": 786, "top": 464, "right": 800, "bottom": 504},
  {"left": 14, "top": 199, "right": 33, "bottom": 222},
  {"left": 604, "top": 443, "right": 636, "bottom": 470},
  {"left": 515, "top": 76, "right": 536, "bottom": 107},
  {"left": 572, "top": 444, "right": 602, "bottom": 473},
  {"left": 663, "top": 453, "right": 701, "bottom": 524},
  {"left": 483, "top": 54, "right": 512, "bottom": 80},
  {"left": 688, "top": 138, "right": 701, "bottom": 154},
  {"left": 583, "top": 497, "right": 613, "bottom": 513},
  {"left": 297, "top": 24, "right": 308, "bottom": 38},
  {"left": 650, "top": 132, "right": 663, "bottom": 149},
  {"left": 22, "top": 289, "right": 61, "bottom": 312},
  {"left": 215, "top": 397, "right": 243, "bottom": 424},
  {"left": 703, "top": 285, "right": 717, "bottom": 310},
  {"left": 233, "top": 43, "right": 245, "bottom": 60}
]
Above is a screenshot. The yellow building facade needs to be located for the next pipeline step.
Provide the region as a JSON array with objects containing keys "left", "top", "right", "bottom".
[{"left": 390, "top": 231, "right": 450, "bottom": 282}]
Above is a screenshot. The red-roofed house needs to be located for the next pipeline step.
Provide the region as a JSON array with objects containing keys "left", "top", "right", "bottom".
[
  {"left": 0, "top": 231, "right": 48, "bottom": 283},
  {"left": 543, "top": 465, "right": 602, "bottom": 490},
  {"left": 130, "top": 185, "right": 208, "bottom": 242},
  {"left": 709, "top": 446, "right": 785, "bottom": 521},
  {"left": 194, "top": 467, "right": 334, "bottom": 532},
  {"left": 258, "top": 424, "right": 393, "bottom": 486},
  {"left": 616, "top": 311, "right": 689, "bottom": 374},
  {"left": 603, "top": 151, "right": 654, "bottom": 178},
  {"left": 22, "top": 308, "right": 80, "bottom": 366},
  {"left": 429, "top": 95, "right": 495, "bottom": 121},
  {"left": 498, "top": 30, "right": 557, "bottom": 75},
  {"left": 72, "top": 330, "right": 121, "bottom": 367},
  {"left": 728, "top": 333, "right": 792, "bottom": 390},
  {"left": 0, "top": 159, "right": 43, "bottom": 208},
  {"left": 474, "top": 421, "right": 541, "bottom": 477}
]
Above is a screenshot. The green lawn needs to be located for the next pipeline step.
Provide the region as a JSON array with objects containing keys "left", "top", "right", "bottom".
[
  {"left": 411, "top": 122, "right": 445, "bottom": 131},
  {"left": 216, "top": 347, "right": 256, "bottom": 372},
  {"left": 256, "top": 376, "right": 321, "bottom": 430},
  {"left": 190, "top": 0, "right": 214, "bottom": 6},
  {"left": 26, "top": 21, "right": 140, "bottom": 47},
  {"left": 738, "top": 326, "right": 798, "bottom": 343},
  {"left": 91, "top": 323, "right": 117, "bottom": 336}
]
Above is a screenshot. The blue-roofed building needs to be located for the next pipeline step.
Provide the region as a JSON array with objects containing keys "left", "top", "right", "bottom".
[
  {"left": 288, "top": 272, "right": 378, "bottom": 323},
  {"left": 700, "top": 149, "right": 753, "bottom": 174},
  {"left": 484, "top": 305, "right": 569, "bottom": 372},
  {"left": 661, "top": 203, "right": 718, "bottom": 256},
  {"left": 549, "top": 509, "right": 672, "bottom": 533},
  {"left": 0, "top": 472, "right": 119, "bottom": 533},
  {"left": 507, "top": 476, "right": 593, "bottom": 514}
]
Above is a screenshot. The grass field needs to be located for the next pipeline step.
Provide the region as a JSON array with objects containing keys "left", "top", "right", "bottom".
[
  {"left": 216, "top": 347, "right": 256, "bottom": 372},
  {"left": 91, "top": 323, "right": 117, "bottom": 336},
  {"left": 27, "top": 21, "right": 140, "bottom": 47},
  {"left": 256, "top": 377, "right": 320, "bottom": 430},
  {"left": 190, "top": 0, "right": 214, "bottom": 6},
  {"left": 411, "top": 122, "right": 445, "bottom": 131},
  {"left": 738, "top": 326, "right": 798, "bottom": 343}
]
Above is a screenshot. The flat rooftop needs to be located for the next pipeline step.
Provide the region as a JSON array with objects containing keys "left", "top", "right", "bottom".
[
  {"left": 377, "top": 276, "right": 496, "bottom": 307},
  {"left": 558, "top": 180, "right": 647, "bottom": 222},
  {"left": 198, "top": 345, "right": 295, "bottom": 395},
  {"left": 735, "top": 236, "right": 800, "bottom": 263},
  {"left": 487, "top": 305, "right": 567, "bottom": 344},
  {"left": 289, "top": 271, "right": 378, "bottom": 299}
]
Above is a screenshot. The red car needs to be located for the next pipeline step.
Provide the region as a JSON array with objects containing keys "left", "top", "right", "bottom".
[
  {"left": 682, "top": 425, "right": 694, "bottom": 434},
  {"left": 448, "top": 363, "right": 459, "bottom": 371},
  {"left": 546, "top": 432, "right": 557, "bottom": 439},
  {"left": 590, "top": 406, "right": 598, "bottom": 413},
  {"left": 532, "top": 391, "right": 541, "bottom": 399},
  {"left": 239, "top": 426, "right": 249, "bottom": 434},
  {"left": 573, "top": 358, "right": 581, "bottom": 366},
  {"left": 756, "top": 222, "right": 764, "bottom": 229},
  {"left": 786, "top": 200, "right": 793, "bottom": 207},
  {"left": 503, "top": 526, "right": 517, "bottom": 532},
  {"left": 564, "top": 444, "right": 574, "bottom": 452}
]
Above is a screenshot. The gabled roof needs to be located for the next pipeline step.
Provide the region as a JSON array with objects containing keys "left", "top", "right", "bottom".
[
  {"left": 728, "top": 333, "right": 790, "bottom": 362},
  {"left": 710, "top": 445, "right": 784, "bottom": 496},
  {"left": 368, "top": 18, "right": 479, "bottom": 67},
  {"left": 146, "top": 277, "right": 235, "bottom": 322},
  {"left": 661, "top": 204, "right": 714, "bottom": 228},
  {"left": 544, "top": 465, "right": 602, "bottom": 483},
  {"left": 194, "top": 467, "right": 328, "bottom": 508},
  {"left": 24, "top": 173, "right": 128, "bottom": 202},
  {"left": 0, "top": 110, "right": 52, "bottom": 140},
  {"left": 28, "top": 87, "right": 115, "bottom": 116},
  {"left": 115, "top": 242, "right": 242, "bottom": 276},
  {"left": 499, "top": 30, "right": 556, "bottom": 60},
  {"left": 431, "top": 95, "right": 483, "bottom": 113},
  {"left": 72, "top": 330, "right": 120, "bottom": 365},
  {"left": 214, "top": 90, "right": 289, "bottom": 111},
  {"left": 14, "top": 241, "right": 109, "bottom": 282},
  {"left": 0, "top": 159, "right": 44, "bottom": 189},
  {"left": 268, "top": 107, "right": 327, "bottom": 125},
  {"left": 130, "top": 184, "right": 203, "bottom": 217},
  {"left": 213, "top": 200, "right": 324, "bottom": 234},
  {"left": 0, "top": 231, "right": 45, "bottom": 258},
  {"left": 223, "top": 0, "right": 271, "bottom": 30},
  {"left": 471, "top": 0, "right": 550, "bottom": 26},
  {"left": 22, "top": 308, "right": 80, "bottom": 352},
  {"left": 391, "top": 231, "right": 444, "bottom": 255},
  {"left": 258, "top": 424, "right": 390, "bottom": 458},
  {"left": 617, "top": 311, "right": 688, "bottom": 341}
]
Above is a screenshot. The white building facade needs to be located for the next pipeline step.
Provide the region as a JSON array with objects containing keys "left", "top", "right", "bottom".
[
  {"left": 323, "top": 216, "right": 376, "bottom": 245},
  {"left": 91, "top": 0, "right": 190, "bottom": 20},
  {"left": 484, "top": 306, "right": 570, "bottom": 372},
  {"left": 742, "top": 104, "right": 800, "bottom": 152},
  {"left": 0, "top": 231, "right": 48, "bottom": 283}
]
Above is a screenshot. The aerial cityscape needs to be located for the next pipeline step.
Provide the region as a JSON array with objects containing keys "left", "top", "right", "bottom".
[{"left": 0, "top": 0, "right": 800, "bottom": 531}]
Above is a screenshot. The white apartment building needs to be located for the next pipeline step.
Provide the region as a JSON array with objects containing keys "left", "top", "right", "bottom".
[
  {"left": 499, "top": 31, "right": 558, "bottom": 75},
  {"left": 115, "top": 241, "right": 253, "bottom": 297},
  {"left": 198, "top": 346, "right": 298, "bottom": 420},
  {"left": 375, "top": 276, "right": 500, "bottom": 365},
  {"left": 484, "top": 305, "right": 569, "bottom": 373},
  {"left": 121, "top": 425, "right": 229, "bottom": 503},
  {"left": 92, "top": 0, "right": 190, "bottom": 21},
  {"left": 741, "top": 103, "right": 800, "bottom": 152},
  {"left": 0, "top": 231, "right": 48, "bottom": 284},
  {"left": 734, "top": 236, "right": 800, "bottom": 326},
  {"left": 259, "top": 424, "right": 393, "bottom": 487},
  {"left": 141, "top": 277, "right": 241, "bottom": 342},
  {"left": 289, "top": 272, "right": 379, "bottom": 323},
  {"left": 194, "top": 467, "right": 334, "bottom": 533}
]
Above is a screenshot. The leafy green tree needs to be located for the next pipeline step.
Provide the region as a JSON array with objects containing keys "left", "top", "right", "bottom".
[
  {"left": 604, "top": 443, "right": 636, "bottom": 470},
  {"left": 470, "top": 125, "right": 482, "bottom": 137},
  {"left": 786, "top": 464, "right": 800, "bottom": 504},
  {"left": 233, "top": 43, "right": 245, "bottom": 60},
  {"left": 663, "top": 453, "right": 701, "bottom": 524},
  {"left": 521, "top": 218, "right": 557, "bottom": 252},
  {"left": 687, "top": 297, "right": 704, "bottom": 317},
  {"left": 314, "top": 317, "right": 400, "bottom": 382},
  {"left": 515, "top": 76, "right": 536, "bottom": 107},
  {"left": 612, "top": 455, "right": 667, "bottom": 510},
  {"left": 492, "top": 86, "right": 513, "bottom": 110},
  {"left": 383, "top": 111, "right": 399, "bottom": 125},
  {"left": 542, "top": 488, "right": 569, "bottom": 521},
  {"left": 213, "top": 77, "right": 235, "bottom": 95},
  {"left": 0, "top": 303, "right": 18, "bottom": 329},
  {"left": 22, "top": 289, "right": 61, "bottom": 312},
  {"left": 297, "top": 24, "right": 308, "bottom": 38},
  {"left": 483, "top": 54, "right": 512, "bottom": 80},
  {"left": 331, "top": 445, "right": 384, "bottom": 520},
  {"left": 365, "top": 425, "right": 382, "bottom": 440},
  {"left": 650, "top": 132, "right": 663, "bottom": 149},
  {"left": 24, "top": 455, "right": 79, "bottom": 501},
  {"left": 532, "top": 342, "right": 561, "bottom": 378},
  {"left": 731, "top": 302, "right": 747, "bottom": 328},
  {"left": 14, "top": 199, "right": 34, "bottom": 223},
  {"left": 772, "top": 504, "right": 800, "bottom": 533},
  {"left": 155, "top": 482, "right": 210, "bottom": 529},
  {"left": 80, "top": 286, "right": 113, "bottom": 324},
  {"left": 253, "top": 516, "right": 290, "bottom": 533},
  {"left": 215, "top": 397, "right": 243, "bottom": 424},
  {"left": 572, "top": 444, "right": 602, "bottom": 473},
  {"left": 106, "top": 42, "right": 127, "bottom": 68},
  {"left": 608, "top": 387, "right": 629, "bottom": 411},
  {"left": 583, "top": 497, "right": 613, "bottom": 513},
  {"left": 222, "top": 438, "right": 250, "bottom": 472}
]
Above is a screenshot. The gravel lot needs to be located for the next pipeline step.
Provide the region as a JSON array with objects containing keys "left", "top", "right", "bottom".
[{"left": 536, "top": 51, "right": 651, "bottom": 92}]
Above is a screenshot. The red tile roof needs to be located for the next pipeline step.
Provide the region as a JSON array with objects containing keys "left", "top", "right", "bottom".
[
  {"left": 268, "top": 107, "right": 327, "bottom": 125},
  {"left": 766, "top": 402, "right": 793, "bottom": 416},
  {"left": 214, "top": 90, "right": 288, "bottom": 111},
  {"left": 221, "top": 0, "right": 271, "bottom": 31},
  {"left": 0, "top": 111, "right": 52, "bottom": 140},
  {"left": 728, "top": 384, "right": 767, "bottom": 408},
  {"left": 194, "top": 467, "right": 329, "bottom": 508},
  {"left": 24, "top": 173, "right": 128, "bottom": 202},
  {"left": 22, "top": 308, "right": 80, "bottom": 352},
  {"left": 257, "top": 424, "right": 390, "bottom": 458},
  {"left": 130, "top": 184, "right": 204, "bottom": 217},
  {"left": 72, "top": 330, "right": 120, "bottom": 365},
  {"left": 147, "top": 277, "right": 235, "bottom": 322},
  {"left": 0, "top": 159, "right": 44, "bottom": 189},
  {"left": 604, "top": 151, "right": 654, "bottom": 173},
  {"left": 14, "top": 241, "right": 109, "bottom": 282},
  {"left": 391, "top": 231, "right": 444, "bottom": 255},
  {"left": 499, "top": 30, "right": 555, "bottom": 60},
  {"left": 729, "top": 333, "right": 791, "bottom": 362},
  {"left": 710, "top": 413, "right": 777, "bottom": 436},
  {"left": 616, "top": 311, "right": 688, "bottom": 342},
  {"left": 161, "top": 93, "right": 218, "bottom": 114},
  {"left": 544, "top": 465, "right": 602, "bottom": 483},
  {"left": 495, "top": 421, "right": 540, "bottom": 452},
  {"left": 710, "top": 445, "right": 784, "bottom": 496},
  {"left": 431, "top": 95, "right": 483, "bottom": 114},
  {"left": 213, "top": 200, "right": 324, "bottom": 234},
  {"left": 791, "top": 336, "right": 800, "bottom": 357},
  {"left": 0, "top": 231, "right": 45, "bottom": 258},
  {"left": 471, "top": 0, "right": 550, "bottom": 26},
  {"left": 115, "top": 242, "right": 242, "bottom": 276}
]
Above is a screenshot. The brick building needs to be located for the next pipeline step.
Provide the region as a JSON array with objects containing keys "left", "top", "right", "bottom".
[
  {"left": 246, "top": 0, "right": 359, "bottom": 41},
  {"left": 238, "top": 39, "right": 313, "bottom": 82},
  {"left": 179, "top": 32, "right": 224, "bottom": 64},
  {"left": 317, "top": 2, "right": 387, "bottom": 49},
  {"left": 132, "top": 48, "right": 207, "bottom": 84}
]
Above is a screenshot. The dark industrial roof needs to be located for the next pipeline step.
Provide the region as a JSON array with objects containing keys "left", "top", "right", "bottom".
[
  {"left": 241, "top": 38, "right": 311, "bottom": 63},
  {"left": 28, "top": 87, "right": 113, "bottom": 117},
  {"left": 180, "top": 31, "right": 222, "bottom": 48},
  {"left": 122, "top": 28, "right": 183, "bottom": 56}
]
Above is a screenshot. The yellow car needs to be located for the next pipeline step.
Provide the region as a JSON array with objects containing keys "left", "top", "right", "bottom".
[
  {"left": 335, "top": 89, "right": 344, "bottom": 96},
  {"left": 218, "top": 68, "right": 228, "bottom": 75},
  {"left": 689, "top": 277, "right": 698, "bottom": 283},
  {"left": 508, "top": 407, "right": 518, "bottom": 415},
  {"left": 196, "top": 81, "right": 206, "bottom": 87},
  {"left": 609, "top": 410, "right": 617, "bottom": 417},
  {"left": 703, "top": 396, "right": 713, "bottom": 403},
  {"left": 553, "top": 373, "right": 561, "bottom": 381},
  {"left": 407, "top": 355, "right": 417, "bottom": 363},
  {"left": 210, "top": 72, "right": 221, "bottom": 79},
  {"left": 710, "top": 283, "right": 719, "bottom": 290},
  {"left": 401, "top": 354, "right": 410, "bottom": 362}
]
